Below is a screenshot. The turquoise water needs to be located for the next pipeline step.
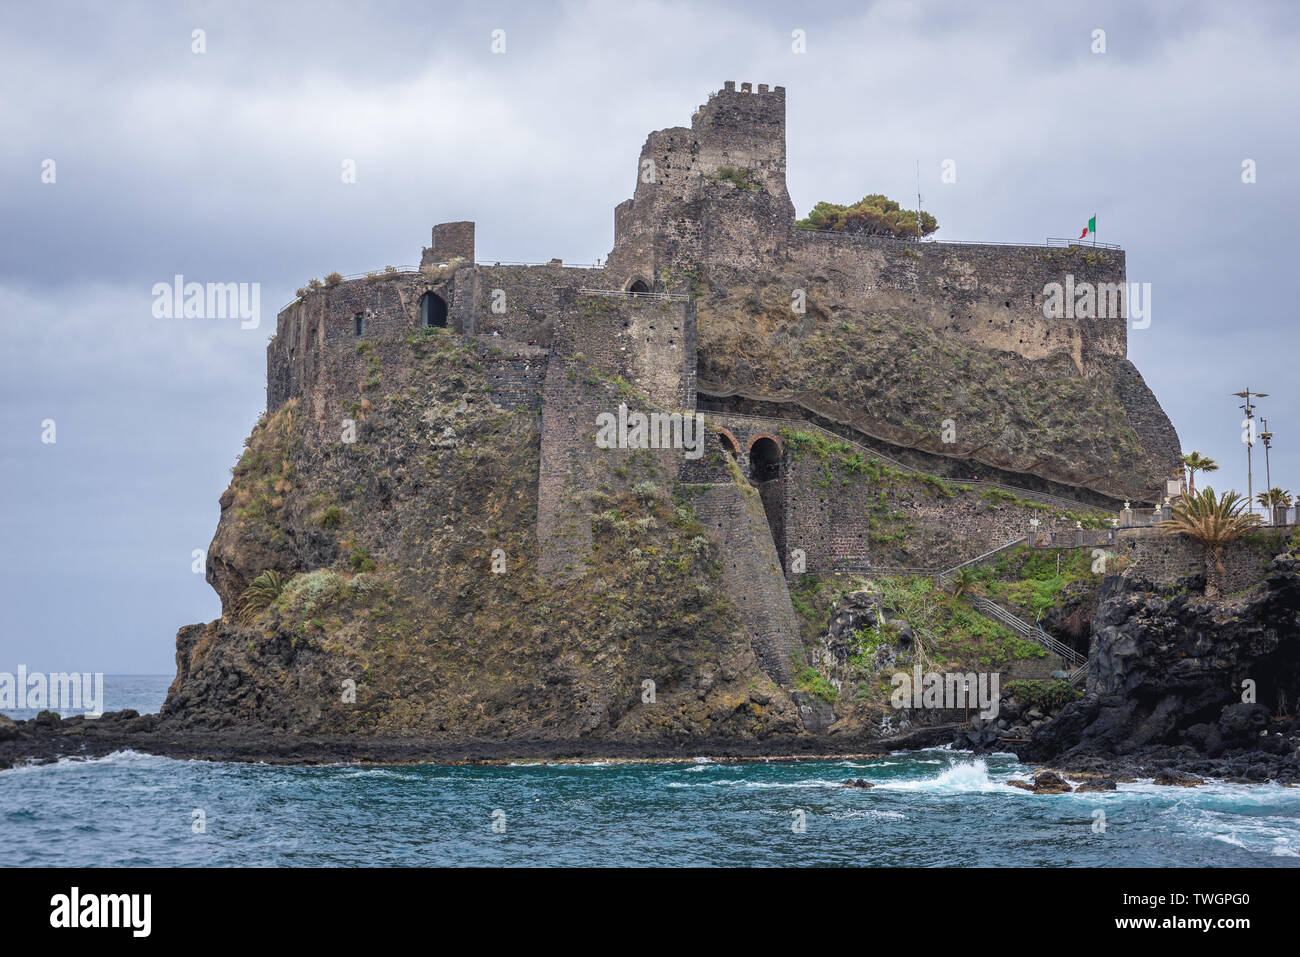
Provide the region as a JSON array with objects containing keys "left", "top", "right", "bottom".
[
  {"left": 3, "top": 675, "right": 1299, "bottom": 867},
  {"left": 3, "top": 747, "right": 1299, "bottom": 867}
]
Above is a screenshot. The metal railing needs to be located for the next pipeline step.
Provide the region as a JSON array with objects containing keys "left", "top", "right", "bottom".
[
  {"left": 970, "top": 596, "right": 1085, "bottom": 669},
  {"left": 1045, "top": 237, "right": 1123, "bottom": 250},
  {"left": 936, "top": 538, "right": 1028, "bottom": 583},
  {"left": 579, "top": 287, "right": 690, "bottom": 302},
  {"left": 794, "top": 227, "right": 1123, "bottom": 252},
  {"left": 479, "top": 261, "right": 604, "bottom": 269}
]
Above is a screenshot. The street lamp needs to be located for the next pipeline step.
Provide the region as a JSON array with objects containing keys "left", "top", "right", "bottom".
[
  {"left": 1234, "top": 389, "right": 1269, "bottom": 516},
  {"left": 1260, "top": 417, "right": 1274, "bottom": 522}
]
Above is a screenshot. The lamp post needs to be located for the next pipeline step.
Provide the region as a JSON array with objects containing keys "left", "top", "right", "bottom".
[
  {"left": 1261, "top": 418, "right": 1274, "bottom": 522},
  {"left": 1234, "top": 389, "right": 1269, "bottom": 517}
]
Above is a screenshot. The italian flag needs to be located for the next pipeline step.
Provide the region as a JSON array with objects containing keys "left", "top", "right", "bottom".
[{"left": 1079, "top": 215, "right": 1096, "bottom": 240}]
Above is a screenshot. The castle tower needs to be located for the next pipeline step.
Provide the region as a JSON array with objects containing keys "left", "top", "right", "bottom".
[{"left": 606, "top": 82, "right": 795, "bottom": 293}]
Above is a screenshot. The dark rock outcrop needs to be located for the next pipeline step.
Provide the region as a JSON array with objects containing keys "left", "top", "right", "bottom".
[{"left": 1020, "top": 549, "right": 1300, "bottom": 781}]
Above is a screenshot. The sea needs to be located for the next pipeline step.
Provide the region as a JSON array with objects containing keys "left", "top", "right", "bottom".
[{"left": 2, "top": 675, "right": 1298, "bottom": 867}]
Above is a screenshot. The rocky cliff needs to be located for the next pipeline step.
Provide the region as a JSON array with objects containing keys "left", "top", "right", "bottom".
[
  {"left": 162, "top": 328, "right": 806, "bottom": 745},
  {"left": 1017, "top": 544, "right": 1300, "bottom": 781}
]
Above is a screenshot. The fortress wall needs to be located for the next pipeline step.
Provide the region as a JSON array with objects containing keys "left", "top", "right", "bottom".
[
  {"left": 537, "top": 295, "right": 696, "bottom": 576},
  {"left": 266, "top": 272, "right": 472, "bottom": 414},
  {"left": 690, "top": 482, "right": 803, "bottom": 685},
  {"left": 699, "top": 185, "right": 796, "bottom": 279},
  {"left": 782, "top": 454, "right": 873, "bottom": 573},
  {"left": 470, "top": 265, "right": 611, "bottom": 344},
  {"left": 703, "top": 412, "right": 871, "bottom": 574},
  {"left": 784, "top": 233, "right": 1129, "bottom": 365}
]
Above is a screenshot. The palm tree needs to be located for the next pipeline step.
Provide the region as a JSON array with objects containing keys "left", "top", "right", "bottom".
[
  {"left": 1180, "top": 451, "right": 1219, "bottom": 494},
  {"left": 950, "top": 566, "right": 982, "bottom": 598},
  {"left": 1159, "top": 488, "right": 1260, "bottom": 599},
  {"left": 239, "top": 570, "right": 287, "bottom": 624},
  {"left": 1255, "top": 487, "right": 1293, "bottom": 524},
  {"left": 1255, "top": 487, "right": 1293, "bottom": 509}
]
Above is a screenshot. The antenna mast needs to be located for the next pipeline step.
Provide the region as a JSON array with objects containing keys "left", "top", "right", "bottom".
[{"left": 916, "top": 159, "right": 923, "bottom": 241}]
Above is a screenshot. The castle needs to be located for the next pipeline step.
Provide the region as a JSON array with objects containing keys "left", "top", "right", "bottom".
[{"left": 262, "top": 82, "right": 1181, "bottom": 698}]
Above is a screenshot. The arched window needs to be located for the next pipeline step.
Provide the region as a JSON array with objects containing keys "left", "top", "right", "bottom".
[
  {"left": 749, "top": 437, "right": 782, "bottom": 482},
  {"left": 421, "top": 292, "right": 448, "bottom": 328},
  {"left": 628, "top": 279, "right": 650, "bottom": 295}
]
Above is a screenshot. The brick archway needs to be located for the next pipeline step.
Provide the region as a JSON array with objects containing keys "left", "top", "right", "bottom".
[
  {"left": 746, "top": 432, "right": 783, "bottom": 456},
  {"left": 716, "top": 427, "right": 741, "bottom": 456}
]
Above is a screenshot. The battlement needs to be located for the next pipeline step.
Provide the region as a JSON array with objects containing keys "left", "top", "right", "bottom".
[{"left": 691, "top": 81, "right": 786, "bottom": 135}]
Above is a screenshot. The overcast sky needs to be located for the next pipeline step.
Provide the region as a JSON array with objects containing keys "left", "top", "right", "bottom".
[{"left": 2, "top": 0, "right": 1297, "bottom": 673}]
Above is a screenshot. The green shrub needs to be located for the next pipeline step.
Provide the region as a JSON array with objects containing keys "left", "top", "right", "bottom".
[
  {"left": 1005, "top": 679, "right": 1081, "bottom": 711},
  {"left": 349, "top": 547, "right": 377, "bottom": 573}
]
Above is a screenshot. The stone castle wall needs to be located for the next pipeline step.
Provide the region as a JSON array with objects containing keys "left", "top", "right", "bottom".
[
  {"left": 1117, "top": 527, "right": 1291, "bottom": 594},
  {"left": 267, "top": 270, "right": 462, "bottom": 416},
  {"left": 536, "top": 294, "right": 696, "bottom": 576},
  {"left": 785, "top": 234, "right": 1129, "bottom": 366}
]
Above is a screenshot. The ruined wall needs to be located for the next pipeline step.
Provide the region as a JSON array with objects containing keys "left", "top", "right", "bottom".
[
  {"left": 266, "top": 271, "right": 461, "bottom": 417},
  {"left": 421, "top": 221, "right": 475, "bottom": 266}
]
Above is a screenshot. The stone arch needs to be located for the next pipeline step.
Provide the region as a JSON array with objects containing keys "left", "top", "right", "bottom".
[
  {"left": 420, "top": 291, "right": 448, "bottom": 328},
  {"left": 716, "top": 428, "right": 740, "bottom": 457},
  {"left": 748, "top": 434, "right": 782, "bottom": 482},
  {"left": 626, "top": 278, "right": 651, "bottom": 295}
]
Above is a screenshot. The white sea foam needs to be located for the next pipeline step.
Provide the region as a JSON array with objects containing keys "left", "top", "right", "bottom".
[
  {"left": 827, "top": 809, "right": 907, "bottom": 821},
  {"left": 0, "top": 749, "right": 180, "bottom": 775},
  {"left": 876, "top": 758, "right": 1001, "bottom": 794},
  {"left": 665, "top": 777, "right": 847, "bottom": 790}
]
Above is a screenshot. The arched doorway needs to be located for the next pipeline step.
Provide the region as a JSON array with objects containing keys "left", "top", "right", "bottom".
[
  {"left": 627, "top": 279, "right": 650, "bottom": 295},
  {"left": 420, "top": 292, "right": 448, "bottom": 328},
  {"left": 747, "top": 435, "right": 786, "bottom": 569},
  {"left": 749, "top": 436, "right": 782, "bottom": 482}
]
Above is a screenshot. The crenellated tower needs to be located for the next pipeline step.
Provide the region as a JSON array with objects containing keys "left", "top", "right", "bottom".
[{"left": 606, "top": 81, "right": 795, "bottom": 294}]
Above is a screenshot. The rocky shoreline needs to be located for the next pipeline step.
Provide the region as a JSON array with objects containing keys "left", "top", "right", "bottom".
[
  {"left": 4, "top": 706, "right": 1296, "bottom": 790},
  {"left": 0, "top": 709, "right": 963, "bottom": 769}
]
